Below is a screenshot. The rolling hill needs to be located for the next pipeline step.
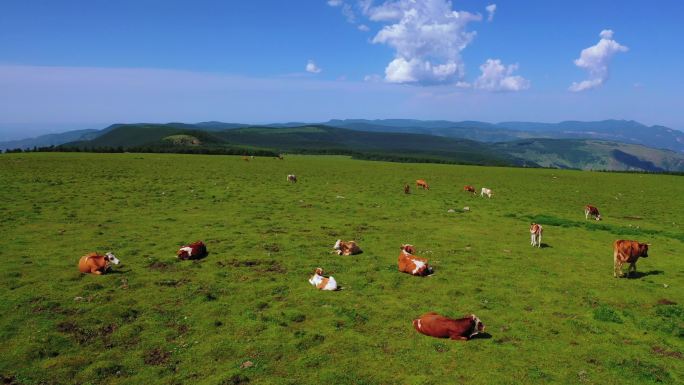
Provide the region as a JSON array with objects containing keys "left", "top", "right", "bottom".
[{"left": 57, "top": 123, "right": 684, "bottom": 172}]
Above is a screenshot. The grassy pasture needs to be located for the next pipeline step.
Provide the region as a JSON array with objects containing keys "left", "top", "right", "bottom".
[{"left": 0, "top": 152, "right": 682, "bottom": 385}]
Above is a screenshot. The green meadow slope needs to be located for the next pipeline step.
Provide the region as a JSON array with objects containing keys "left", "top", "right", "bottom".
[{"left": 0, "top": 153, "right": 682, "bottom": 385}]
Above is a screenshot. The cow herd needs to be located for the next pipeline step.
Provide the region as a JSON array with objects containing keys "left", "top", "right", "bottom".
[{"left": 75, "top": 169, "right": 653, "bottom": 342}]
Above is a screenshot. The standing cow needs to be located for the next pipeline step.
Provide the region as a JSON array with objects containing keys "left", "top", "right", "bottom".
[
  {"left": 177, "top": 241, "right": 208, "bottom": 260},
  {"left": 287, "top": 174, "right": 297, "bottom": 183},
  {"left": 78, "top": 252, "right": 120, "bottom": 275},
  {"left": 413, "top": 313, "right": 485, "bottom": 340},
  {"left": 530, "top": 223, "right": 543, "bottom": 248},
  {"left": 398, "top": 244, "right": 432, "bottom": 276},
  {"left": 416, "top": 179, "right": 430, "bottom": 190},
  {"left": 585, "top": 205, "right": 602, "bottom": 220},
  {"left": 613, "top": 240, "right": 649, "bottom": 278},
  {"left": 480, "top": 188, "right": 492, "bottom": 198}
]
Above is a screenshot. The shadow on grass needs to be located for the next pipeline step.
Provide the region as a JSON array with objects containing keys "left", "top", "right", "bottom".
[
  {"left": 540, "top": 243, "right": 552, "bottom": 249},
  {"left": 625, "top": 270, "right": 664, "bottom": 279},
  {"left": 472, "top": 332, "right": 493, "bottom": 340}
]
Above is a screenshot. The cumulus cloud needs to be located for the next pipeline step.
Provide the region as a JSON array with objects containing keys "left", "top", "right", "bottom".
[
  {"left": 364, "top": 0, "right": 482, "bottom": 85},
  {"left": 485, "top": 4, "right": 496, "bottom": 22},
  {"left": 569, "top": 29, "right": 628, "bottom": 92},
  {"left": 306, "top": 60, "right": 322, "bottom": 74},
  {"left": 473, "top": 59, "right": 530, "bottom": 91}
]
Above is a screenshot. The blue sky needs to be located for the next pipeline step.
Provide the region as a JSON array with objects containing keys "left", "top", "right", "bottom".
[{"left": 0, "top": 0, "right": 683, "bottom": 140}]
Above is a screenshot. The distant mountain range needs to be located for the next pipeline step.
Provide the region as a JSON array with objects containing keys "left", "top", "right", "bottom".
[{"left": 3, "top": 119, "right": 684, "bottom": 171}]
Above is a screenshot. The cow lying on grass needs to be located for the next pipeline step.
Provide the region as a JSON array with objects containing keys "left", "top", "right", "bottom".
[
  {"left": 287, "top": 174, "right": 297, "bottom": 183},
  {"left": 530, "top": 223, "right": 543, "bottom": 248},
  {"left": 177, "top": 241, "right": 208, "bottom": 260},
  {"left": 463, "top": 185, "right": 475, "bottom": 194},
  {"left": 308, "top": 268, "right": 338, "bottom": 291},
  {"left": 78, "top": 252, "right": 120, "bottom": 275},
  {"left": 333, "top": 240, "right": 362, "bottom": 256},
  {"left": 398, "top": 244, "right": 433, "bottom": 276},
  {"left": 413, "top": 312, "right": 485, "bottom": 340},
  {"left": 585, "top": 205, "right": 601, "bottom": 220},
  {"left": 613, "top": 240, "right": 649, "bottom": 278}
]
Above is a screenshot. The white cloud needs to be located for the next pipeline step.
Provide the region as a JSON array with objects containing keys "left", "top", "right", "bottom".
[
  {"left": 486, "top": 4, "right": 496, "bottom": 22},
  {"left": 306, "top": 60, "right": 322, "bottom": 74},
  {"left": 364, "top": 0, "right": 483, "bottom": 85},
  {"left": 363, "top": 74, "right": 382, "bottom": 82},
  {"left": 327, "top": 0, "right": 343, "bottom": 6},
  {"left": 357, "top": 24, "right": 370, "bottom": 32},
  {"left": 473, "top": 59, "right": 530, "bottom": 91},
  {"left": 569, "top": 29, "right": 628, "bottom": 92},
  {"left": 327, "top": 1, "right": 359, "bottom": 25}
]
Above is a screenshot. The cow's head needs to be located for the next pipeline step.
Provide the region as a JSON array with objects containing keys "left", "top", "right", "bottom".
[
  {"left": 105, "top": 252, "right": 120, "bottom": 265},
  {"left": 469, "top": 314, "right": 485, "bottom": 337},
  {"left": 639, "top": 243, "right": 649, "bottom": 258},
  {"left": 314, "top": 267, "right": 323, "bottom": 276},
  {"left": 400, "top": 244, "right": 416, "bottom": 254},
  {"left": 595, "top": 214, "right": 602, "bottom": 221},
  {"left": 333, "top": 240, "right": 341, "bottom": 250}
]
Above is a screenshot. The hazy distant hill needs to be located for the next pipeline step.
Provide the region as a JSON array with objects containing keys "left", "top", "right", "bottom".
[
  {"left": 0, "top": 129, "right": 99, "bottom": 151},
  {"left": 57, "top": 123, "right": 684, "bottom": 171},
  {"left": 494, "top": 139, "right": 684, "bottom": 172},
  {"left": 324, "top": 119, "right": 684, "bottom": 153}
]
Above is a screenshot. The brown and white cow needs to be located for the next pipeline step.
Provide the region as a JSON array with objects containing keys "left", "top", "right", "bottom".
[
  {"left": 530, "top": 223, "right": 543, "bottom": 248},
  {"left": 416, "top": 179, "right": 430, "bottom": 190},
  {"left": 480, "top": 187, "right": 492, "bottom": 198},
  {"left": 585, "top": 205, "right": 601, "bottom": 220},
  {"left": 463, "top": 185, "right": 476, "bottom": 193},
  {"left": 333, "top": 240, "right": 362, "bottom": 256},
  {"left": 404, "top": 184, "right": 410, "bottom": 194},
  {"left": 177, "top": 241, "right": 208, "bottom": 260},
  {"left": 78, "top": 252, "right": 120, "bottom": 275},
  {"left": 287, "top": 174, "right": 297, "bottom": 183},
  {"left": 398, "top": 244, "right": 433, "bottom": 276},
  {"left": 308, "top": 267, "right": 338, "bottom": 291},
  {"left": 413, "top": 312, "right": 485, "bottom": 340},
  {"left": 613, "top": 240, "right": 649, "bottom": 278}
]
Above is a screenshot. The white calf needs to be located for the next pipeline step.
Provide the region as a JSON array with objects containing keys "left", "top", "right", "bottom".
[{"left": 480, "top": 188, "right": 492, "bottom": 198}]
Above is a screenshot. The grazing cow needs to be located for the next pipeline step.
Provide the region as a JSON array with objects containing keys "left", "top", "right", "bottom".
[
  {"left": 177, "top": 241, "right": 208, "bottom": 260},
  {"left": 530, "top": 223, "right": 543, "bottom": 248},
  {"left": 464, "top": 185, "right": 476, "bottom": 193},
  {"left": 480, "top": 188, "right": 492, "bottom": 198},
  {"left": 413, "top": 312, "right": 485, "bottom": 340},
  {"left": 398, "top": 244, "right": 432, "bottom": 276},
  {"left": 278, "top": 154, "right": 284, "bottom": 160},
  {"left": 242, "top": 156, "right": 250, "bottom": 162},
  {"left": 613, "top": 240, "right": 649, "bottom": 278},
  {"left": 333, "top": 240, "right": 362, "bottom": 256},
  {"left": 287, "top": 174, "right": 297, "bottom": 183},
  {"left": 308, "top": 267, "right": 338, "bottom": 291},
  {"left": 585, "top": 205, "right": 602, "bottom": 220},
  {"left": 416, "top": 179, "right": 430, "bottom": 190},
  {"left": 78, "top": 252, "right": 120, "bottom": 275},
  {"left": 404, "top": 184, "right": 410, "bottom": 194}
]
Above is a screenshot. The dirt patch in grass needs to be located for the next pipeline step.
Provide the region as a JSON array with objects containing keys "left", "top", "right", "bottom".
[
  {"left": 56, "top": 321, "right": 118, "bottom": 345},
  {"left": 651, "top": 346, "right": 682, "bottom": 359},
  {"left": 220, "top": 375, "right": 250, "bottom": 385},
  {"left": 143, "top": 348, "right": 170, "bottom": 366},
  {"left": 223, "top": 259, "right": 287, "bottom": 274},
  {"left": 148, "top": 261, "right": 174, "bottom": 271},
  {"left": 657, "top": 299, "right": 677, "bottom": 305},
  {"left": 155, "top": 279, "right": 190, "bottom": 287}
]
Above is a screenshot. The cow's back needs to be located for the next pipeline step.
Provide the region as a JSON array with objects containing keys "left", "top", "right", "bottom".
[
  {"left": 614, "top": 240, "right": 640, "bottom": 263},
  {"left": 78, "top": 253, "right": 103, "bottom": 273},
  {"left": 414, "top": 313, "right": 466, "bottom": 338}
]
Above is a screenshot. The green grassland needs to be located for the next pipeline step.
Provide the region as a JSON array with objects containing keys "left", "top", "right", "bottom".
[{"left": 0, "top": 153, "right": 682, "bottom": 385}]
